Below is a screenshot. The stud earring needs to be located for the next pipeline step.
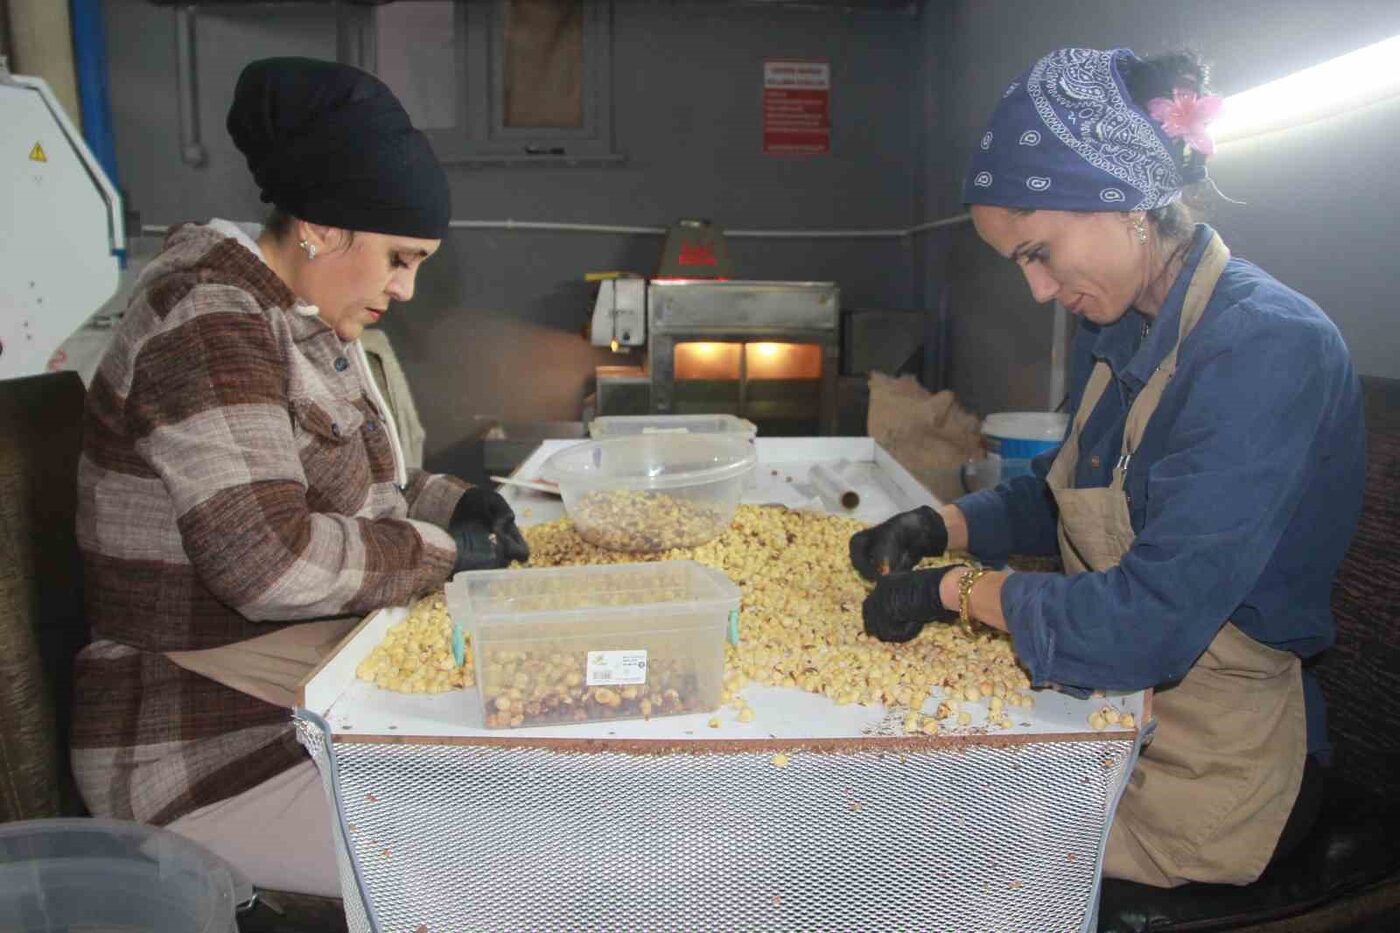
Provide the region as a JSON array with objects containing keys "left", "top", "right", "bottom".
[
  {"left": 1132, "top": 216, "right": 1149, "bottom": 244},
  {"left": 298, "top": 239, "right": 318, "bottom": 260}
]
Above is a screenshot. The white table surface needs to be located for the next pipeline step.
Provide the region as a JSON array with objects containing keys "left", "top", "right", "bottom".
[{"left": 304, "top": 437, "right": 1142, "bottom": 742}]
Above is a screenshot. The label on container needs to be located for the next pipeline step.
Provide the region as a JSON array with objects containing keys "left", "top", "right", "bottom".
[{"left": 586, "top": 650, "right": 649, "bottom": 686}]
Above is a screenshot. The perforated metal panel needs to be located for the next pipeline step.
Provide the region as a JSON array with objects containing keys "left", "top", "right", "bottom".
[
  {"left": 296, "top": 714, "right": 1135, "bottom": 932},
  {"left": 298, "top": 717, "right": 375, "bottom": 933}
]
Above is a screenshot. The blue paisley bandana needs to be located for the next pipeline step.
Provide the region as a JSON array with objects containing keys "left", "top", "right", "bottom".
[{"left": 963, "top": 48, "right": 1184, "bottom": 213}]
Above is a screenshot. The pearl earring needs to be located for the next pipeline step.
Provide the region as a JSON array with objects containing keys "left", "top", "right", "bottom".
[{"left": 298, "top": 239, "right": 318, "bottom": 260}]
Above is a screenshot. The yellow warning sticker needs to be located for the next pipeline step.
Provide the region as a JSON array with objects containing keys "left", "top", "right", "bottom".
[{"left": 29, "top": 142, "right": 47, "bottom": 163}]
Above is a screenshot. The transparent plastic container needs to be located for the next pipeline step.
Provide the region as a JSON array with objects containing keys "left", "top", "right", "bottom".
[
  {"left": 588, "top": 414, "right": 758, "bottom": 440},
  {"left": 541, "top": 434, "right": 756, "bottom": 552},
  {"left": 0, "top": 818, "right": 253, "bottom": 932},
  {"left": 447, "top": 561, "right": 739, "bottom": 728}
]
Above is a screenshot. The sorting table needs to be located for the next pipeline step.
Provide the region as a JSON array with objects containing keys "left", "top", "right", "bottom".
[{"left": 296, "top": 437, "right": 1143, "bottom": 932}]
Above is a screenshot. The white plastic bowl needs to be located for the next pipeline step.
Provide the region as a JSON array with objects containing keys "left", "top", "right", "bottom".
[
  {"left": 0, "top": 818, "right": 252, "bottom": 933},
  {"left": 541, "top": 434, "right": 756, "bottom": 552}
]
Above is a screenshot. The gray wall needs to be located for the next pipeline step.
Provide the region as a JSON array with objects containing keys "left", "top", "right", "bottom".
[
  {"left": 104, "top": 0, "right": 1397, "bottom": 450},
  {"left": 102, "top": 0, "right": 921, "bottom": 472},
  {"left": 921, "top": 0, "right": 1400, "bottom": 416}
]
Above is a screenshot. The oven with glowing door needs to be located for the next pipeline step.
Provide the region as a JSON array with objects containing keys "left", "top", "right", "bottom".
[{"left": 590, "top": 279, "right": 839, "bottom": 435}]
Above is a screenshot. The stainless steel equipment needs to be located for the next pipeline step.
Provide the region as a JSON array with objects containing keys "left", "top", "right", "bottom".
[
  {"left": 588, "top": 277, "right": 646, "bottom": 350},
  {"left": 592, "top": 279, "right": 841, "bottom": 435},
  {"left": 591, "top": 363, "right": 649, "bottom": 417}
]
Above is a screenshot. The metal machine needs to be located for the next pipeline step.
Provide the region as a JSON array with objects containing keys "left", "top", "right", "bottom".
[
  {"left": 588, "top": 224, "right": 841, "bottom": 435},
  {"left": 591, "top": 279, "right": 841, "bottom": 435},
  {"left": 1, "top": 59, "right": 124, "bottom": 381}
]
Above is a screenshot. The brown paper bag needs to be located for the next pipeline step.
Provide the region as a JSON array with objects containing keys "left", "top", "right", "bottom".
[{"left": 866, "top": 372, "right": 986, "bottom": 504}]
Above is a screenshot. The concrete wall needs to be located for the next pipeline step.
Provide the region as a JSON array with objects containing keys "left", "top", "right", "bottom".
[
  {"left": 921, "top": 0, "right": 1400, "bottom": 416},
  {"left": 101, "top": 0, "right": 921, "bottom": 473}
]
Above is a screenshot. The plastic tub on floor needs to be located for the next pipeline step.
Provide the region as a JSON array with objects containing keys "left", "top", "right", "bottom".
[
  {"left": 982, "top": 412, "right": 1068, "bottom": 480},
  {"left": 0, "top": 818, "right": 252, "bottom": 932}
]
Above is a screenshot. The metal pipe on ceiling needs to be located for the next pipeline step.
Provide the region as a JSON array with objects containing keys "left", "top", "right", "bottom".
[{"left": 142, "top": 214, "right": 972, "bottom": 240}]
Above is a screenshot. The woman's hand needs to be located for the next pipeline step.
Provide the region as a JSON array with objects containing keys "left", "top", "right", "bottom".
[
  {"left": 848, "top": 506, "right": 950, "bottom": 581},
  {"left": 448, "top": 487, "right": 530, "bottom": 573},
  {"left": 861, "top": 566, "right": 962, "bottom": 642}
]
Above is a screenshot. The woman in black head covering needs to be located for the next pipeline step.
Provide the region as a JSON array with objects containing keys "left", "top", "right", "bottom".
[
  {"left": 71, "top": 58, "right": 523, "bottom": 898},
  {"left": 228, "top": 56, "right": 451, "bottom": 342}
]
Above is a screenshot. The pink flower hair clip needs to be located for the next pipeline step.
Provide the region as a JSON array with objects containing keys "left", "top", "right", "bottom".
[{"left": 1147, "top": 87, "right": 1223, "bottom": 157}]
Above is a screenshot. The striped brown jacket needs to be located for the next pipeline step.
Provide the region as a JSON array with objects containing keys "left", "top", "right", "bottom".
[{"left": 71, "top": 222, "right": 463, "bottom": 824}]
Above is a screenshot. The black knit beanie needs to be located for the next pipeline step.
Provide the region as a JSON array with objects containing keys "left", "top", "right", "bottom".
[{"left": 227, "top": 57, "right": 450, "bottom": 239}]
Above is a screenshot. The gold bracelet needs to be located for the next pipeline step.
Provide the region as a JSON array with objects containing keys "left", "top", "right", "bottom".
[{"left": 958, "top": 567, "right": 991, "bottom": 626}]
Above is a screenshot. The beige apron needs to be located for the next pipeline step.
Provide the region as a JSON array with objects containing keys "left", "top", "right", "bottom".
[
  {"left": 166, "top": 619, "right": 356, "bottom": 709},
  {"left": 1047, "top": 232, "right": 1306, "bottom": 887}
]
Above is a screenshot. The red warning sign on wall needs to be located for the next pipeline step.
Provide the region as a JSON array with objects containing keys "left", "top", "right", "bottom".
[{"left": 763, "top": 60, "right": 830, "bottom": 156}]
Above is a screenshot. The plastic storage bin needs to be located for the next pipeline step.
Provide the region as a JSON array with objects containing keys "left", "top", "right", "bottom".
[
  {"left": 447, "top": 560, "right": 739, "bottom": 728},
  {"left": 0, "top": 818, "right": 252, "bottom": 932},
  {"left": 589, "top": 413, "right": 758, "bottom": 440},
  {"left": 541, "top": 434, "right": 756, "bottom": 552}
]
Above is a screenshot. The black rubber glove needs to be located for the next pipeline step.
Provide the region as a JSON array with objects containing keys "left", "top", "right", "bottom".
[
  {"left": 861, "top": 566, "right": 962, "bottom": 643},
  {"left": 849, "top": 506, "right": 949, "bottom": 582},
  {"left": 448, "top": 487, "right": 530, "bottom": 573}
]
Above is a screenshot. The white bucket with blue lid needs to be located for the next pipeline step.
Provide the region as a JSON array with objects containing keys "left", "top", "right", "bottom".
[{"left": 981, "top": 412, "right": 1068, "bottom": 478}]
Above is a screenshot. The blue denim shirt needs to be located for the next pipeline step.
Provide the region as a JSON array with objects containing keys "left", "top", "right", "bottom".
[{"left": 955, "top": 226, "right": 1366, "bottom": 760}]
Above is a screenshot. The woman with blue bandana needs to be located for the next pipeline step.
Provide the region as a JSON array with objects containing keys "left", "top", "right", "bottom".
[{"left": 849, "top": 49, "right": 1365, "bottom": 887}]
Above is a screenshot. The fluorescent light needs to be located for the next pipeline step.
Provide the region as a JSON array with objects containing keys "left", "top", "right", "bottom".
[{"left": 1214, "top": 34, "right": 1400, "bottom": 145}]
